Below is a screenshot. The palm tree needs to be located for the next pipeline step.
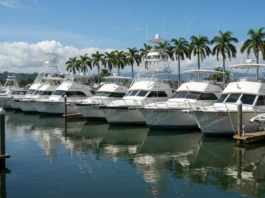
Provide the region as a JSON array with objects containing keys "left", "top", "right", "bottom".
[
  {"left": 171, "top": 38, "right": 189, "bottom": 87},
  {"left": 156, "top": 41, "right": 174, "bottom": 60},
  {"left": 139, "top": 43, "right": 152, "bottom": 69},
  {"left": 103, "top": 52, "right": 115, "bottom": 74},
  {"left": 91, "top": 51, "right": 104, "bottom": 83},
  {"left": 66, "top": 57, "right": 79, "bottom": 74},
  {"left": 126, "top": 48, "right": 140, "bottom": 78},
  {"left": 114, "top": 50, "right": 126, "bottom": 75},
  {"left": 189, "top": 34, "right": 211, "bottom": 70},
  {"left": 240, "top": 27, "right": 265, "bottom": 77},
  {"left": 79, "top": 54, "right": 92, "bottom": 74},
  {"left": 211, "top": 31, "right": 238, "bottom": 83}
]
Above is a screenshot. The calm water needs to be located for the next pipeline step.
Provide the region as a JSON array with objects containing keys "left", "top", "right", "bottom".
[{"left": 1, "top": 111, "right": 265, "bottom": 198}]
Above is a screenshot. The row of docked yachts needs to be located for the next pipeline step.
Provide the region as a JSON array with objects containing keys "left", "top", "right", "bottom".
[{"left": 2, "top": 35, "right": 265, "bottom": 137}]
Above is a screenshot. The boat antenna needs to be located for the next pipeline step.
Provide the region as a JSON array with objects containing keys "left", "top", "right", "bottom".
[
  {"left": 184, "top": 16, "right": 195, "bottom": 37},
  {"left": 146, "top": 19, "right": 148, "bottom": 40},
  {"left": 162, "top": 15, "right": 165, "bottom": 38}
]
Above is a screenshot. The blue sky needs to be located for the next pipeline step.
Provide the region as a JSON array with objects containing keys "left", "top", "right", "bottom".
[
  {"left": 0, "top": 0, "right": 265, "bottom": 73},
  {"left": 1, "top": 0, "right": 265, "bottom": 49}
]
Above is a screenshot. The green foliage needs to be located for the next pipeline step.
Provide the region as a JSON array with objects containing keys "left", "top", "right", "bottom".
[
  {"left": 208, "top": 67, "right": 230, "bottom": 82},
  {"left": 189, "top": 34, "right": 211, "bottom": 70},
  {"left": 19, "top": 78, "right": 35, "bottom": 87},
  {"left": 240, "top": 27, "right": 265, "bottom": 63}
]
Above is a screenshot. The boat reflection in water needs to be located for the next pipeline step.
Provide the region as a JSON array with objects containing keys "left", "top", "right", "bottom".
[
  {"left": 100, "top": 126, "right": 148, "bottom": 161},
  {"left": 135, "top": 131, "right": 203, "bottom": 195},
  {"left": 187, "top": 138, "right": 265, "bottom": 197},
  {"left": 4, "top": 111, "right": 265, "bottom": 197}
]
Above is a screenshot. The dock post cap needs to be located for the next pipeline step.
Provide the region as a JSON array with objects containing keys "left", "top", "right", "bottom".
[
  {"left": 0, "top": 107, "right": 5, "bottom": 115},
  {"left": 236, "top": 100, "right": 242, "bottom": 105},
  {"left": 64, "top": 95, "right": 67, "bottom": 98}
]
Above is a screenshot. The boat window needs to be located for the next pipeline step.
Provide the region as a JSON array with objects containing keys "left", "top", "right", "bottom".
[
  {"left": 256, "top": 96, "right": 265, "bottom": 106},
  {"left": 90, "top": 90, "right": 95, "bottom": 95},
  {"left": 225, "top": 94, "right": 241, "bottom": 103},
  {"left": 198, "top": 93, "right": 218, "bottom": 100},
  {"left": 125, "top": 91, "right": 132, "bottom": 96},
  {"left": 185, "top": 92, "right": 201, "bottom": 100},
  {"left": 65, "top": 91, "right": 87, "bottom": 97},
  {"left": 52, "top": 90, "right": 66, "bottom": 96},
  {"left": 216, "top": 94, "right": 228, "bottom": 103},
  {"left": 240, "top": 94, "right": 256, "bottom": 105},
  {"left": 137, "top": 91, "right": 148, "bottom": 97},
  {"left": 95, "top": 92, "right": 104, "bottom": 96},
  {"left": 147, "top": 91, "right": 157, "bottom": 98},
  {"left": 109, "top": 92, "right": 125, "bottom": 98},
  {"left": 129, "top": 90, "right": 139, "bottom": 96},
  {"left": 175, "top": 92, "right": 189, "bottom": 98},
  {"left": 157, "top": 91, "right": 168, "bottom": 97},
  {"left": 26, "top": 90, "right": 35, "bottom": 95}
]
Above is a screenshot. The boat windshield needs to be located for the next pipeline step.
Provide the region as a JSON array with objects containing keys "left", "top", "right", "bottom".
[
  {"left": 52, "top": 90, "right": 66, "bottom": 96},
  {"left": 34, "top": 91, "right": 53, "bottom": 96},
  {"left": 26, "top": 89, "right": 36, "bottom": 95},
  {"left": 216, "top": 93, "right": 256, "bottom": 105},
  {"left": 95, "top": 91, "right": 125, "bottom": 98},
  {"left": 175, "top": 92, "right": 201, "bottom": 100}
]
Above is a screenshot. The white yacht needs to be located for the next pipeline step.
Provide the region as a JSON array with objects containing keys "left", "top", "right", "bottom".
[
  {"left": 19, "top": 53, "right": 64, "bottom": 113},
  {"left": 20, "top": 74, "right": 64, "bottom": 112},
  {"left": 10, "top": 52, "right": 62, "bottom": 111},
  {"left": 75, "top": 75, "right": 132, "bottom": 120},
  {"left": 9, "top": 74, "right": 44, "bottom": 110},
  {"left": 187, "top": 60, "right": 265, "bottom": 136},
  {"left": 36, "top": 75, "right": 95, "bottom": 115},
  {"left": 138, "top": 70, "right": 224, "bottom": 130},
  {"left": 100, "top": 34, "right": 176, "bottom": 125},
  {"left": 0, "top": 75, "right": 21, "bottom": 108}
]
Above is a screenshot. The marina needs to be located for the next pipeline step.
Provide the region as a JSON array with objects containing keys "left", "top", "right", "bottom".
[{"left": 1, "top": 111, "right": 265, "bottom": 197}]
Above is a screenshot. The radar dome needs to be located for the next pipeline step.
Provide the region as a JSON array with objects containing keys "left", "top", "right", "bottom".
[{"left": 155, "top": 34, "right": 160, "bottom": 39}]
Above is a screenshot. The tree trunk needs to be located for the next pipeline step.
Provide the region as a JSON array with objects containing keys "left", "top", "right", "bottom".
[
  {"left": 198, "top": 54, "right": 200, "bottom": 70},
  {"left": 257, "top": 50, "right": 259, "bottom": 79},
  {"left": 178, "top": 56, "right": 181, "bottom": 88},
  {"left": 223, "top": 56, "right": 225, "bottom": 84},
  {"left": 131, "top": 64, "right": 134, "bottom": 78},
  {"left": 197, "top": 54, "right": 200, "bottom": 80},
  {"left": 97, "top": 66, "right": 100, "bottom": 84},
  {"left": 118, "top": 66, "right": 120, "bottom": 75}
]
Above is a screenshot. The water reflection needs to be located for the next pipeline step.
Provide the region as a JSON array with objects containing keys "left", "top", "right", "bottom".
[{"left": 4, "top": 111, "right": 265, "bottom": 198}]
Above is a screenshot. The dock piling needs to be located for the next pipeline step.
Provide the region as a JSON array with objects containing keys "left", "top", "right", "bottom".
[
  {"left": 64, "top": 96, "right": 67, "bottom": 135},
  {"left": 64, "top": 96, "right": 67, "bottom": 123},
  {"left": 237, "top": 102, "right": 243, "bottom": 144},
  {"left": 0, "top": 108, "right": 10, "bottom": 169}
]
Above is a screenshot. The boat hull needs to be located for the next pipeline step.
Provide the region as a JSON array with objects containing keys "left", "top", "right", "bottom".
[
  {"left": 102, "top": 107, "right": 146, "bottom": 125},
  {"left": 9, "top": 99, "right": 22, "bottom": 110},
  {"left": 139, "top": 108, "right": 198, "bottom": 130},
  {"left": 20, "top": 100, "right": 37, "bottom": 112},
  {"left": 36, "top": 101, "right": 78, "bottom": 115},
  {"left": 76, "top": 104, "right": 106, "bottom": 120},
  {"left": 193, "top": 111, "right": 261, "bottom": 136}
]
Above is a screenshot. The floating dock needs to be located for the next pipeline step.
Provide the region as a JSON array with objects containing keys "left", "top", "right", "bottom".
[
  {"left": 63, "top": 113, "right": 87, "bottom": 121},
  {"left": 233, "top": 131, "right": 265, "bottom": 144}
]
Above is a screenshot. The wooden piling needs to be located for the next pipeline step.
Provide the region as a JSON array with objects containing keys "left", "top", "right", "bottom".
[
  {"left": 0, "top": 108, "right": 10, "bottom": 169},
  {"left": 237, "top": 102, "right": 243, "bottom": 145},
  {"left": 64, "top": 96, "right": 67, "bottom": 134}
]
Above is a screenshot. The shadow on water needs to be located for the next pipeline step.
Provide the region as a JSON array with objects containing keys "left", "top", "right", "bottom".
[
  {"left": 4, "top": 111, "right": 265, "bottom": 197},
  {"left": 0, "top": 168, "right": 11, "bottom": 198}
]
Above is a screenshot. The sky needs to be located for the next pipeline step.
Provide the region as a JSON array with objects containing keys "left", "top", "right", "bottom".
[{"left": 0, "top": 0, "right": 265, "bottom": 74}]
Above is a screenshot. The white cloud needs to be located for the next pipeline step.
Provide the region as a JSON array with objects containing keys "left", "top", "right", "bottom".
[
  {"left": 0, "top": 0, "right": 18, "bottom": 8},
  {"left": 0, "top": 40, "right": 115, "bottom": 74},
  {"left": 0, "top": 40, "right": 264, "bottom": 77}
]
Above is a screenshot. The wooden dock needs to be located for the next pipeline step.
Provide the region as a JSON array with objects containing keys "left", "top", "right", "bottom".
[
  {"left": 233, "top": 131, "right": 265, "bottom": 144},
  {"left": 63, "top": 113, "right": 87, "bottom": 121}
]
